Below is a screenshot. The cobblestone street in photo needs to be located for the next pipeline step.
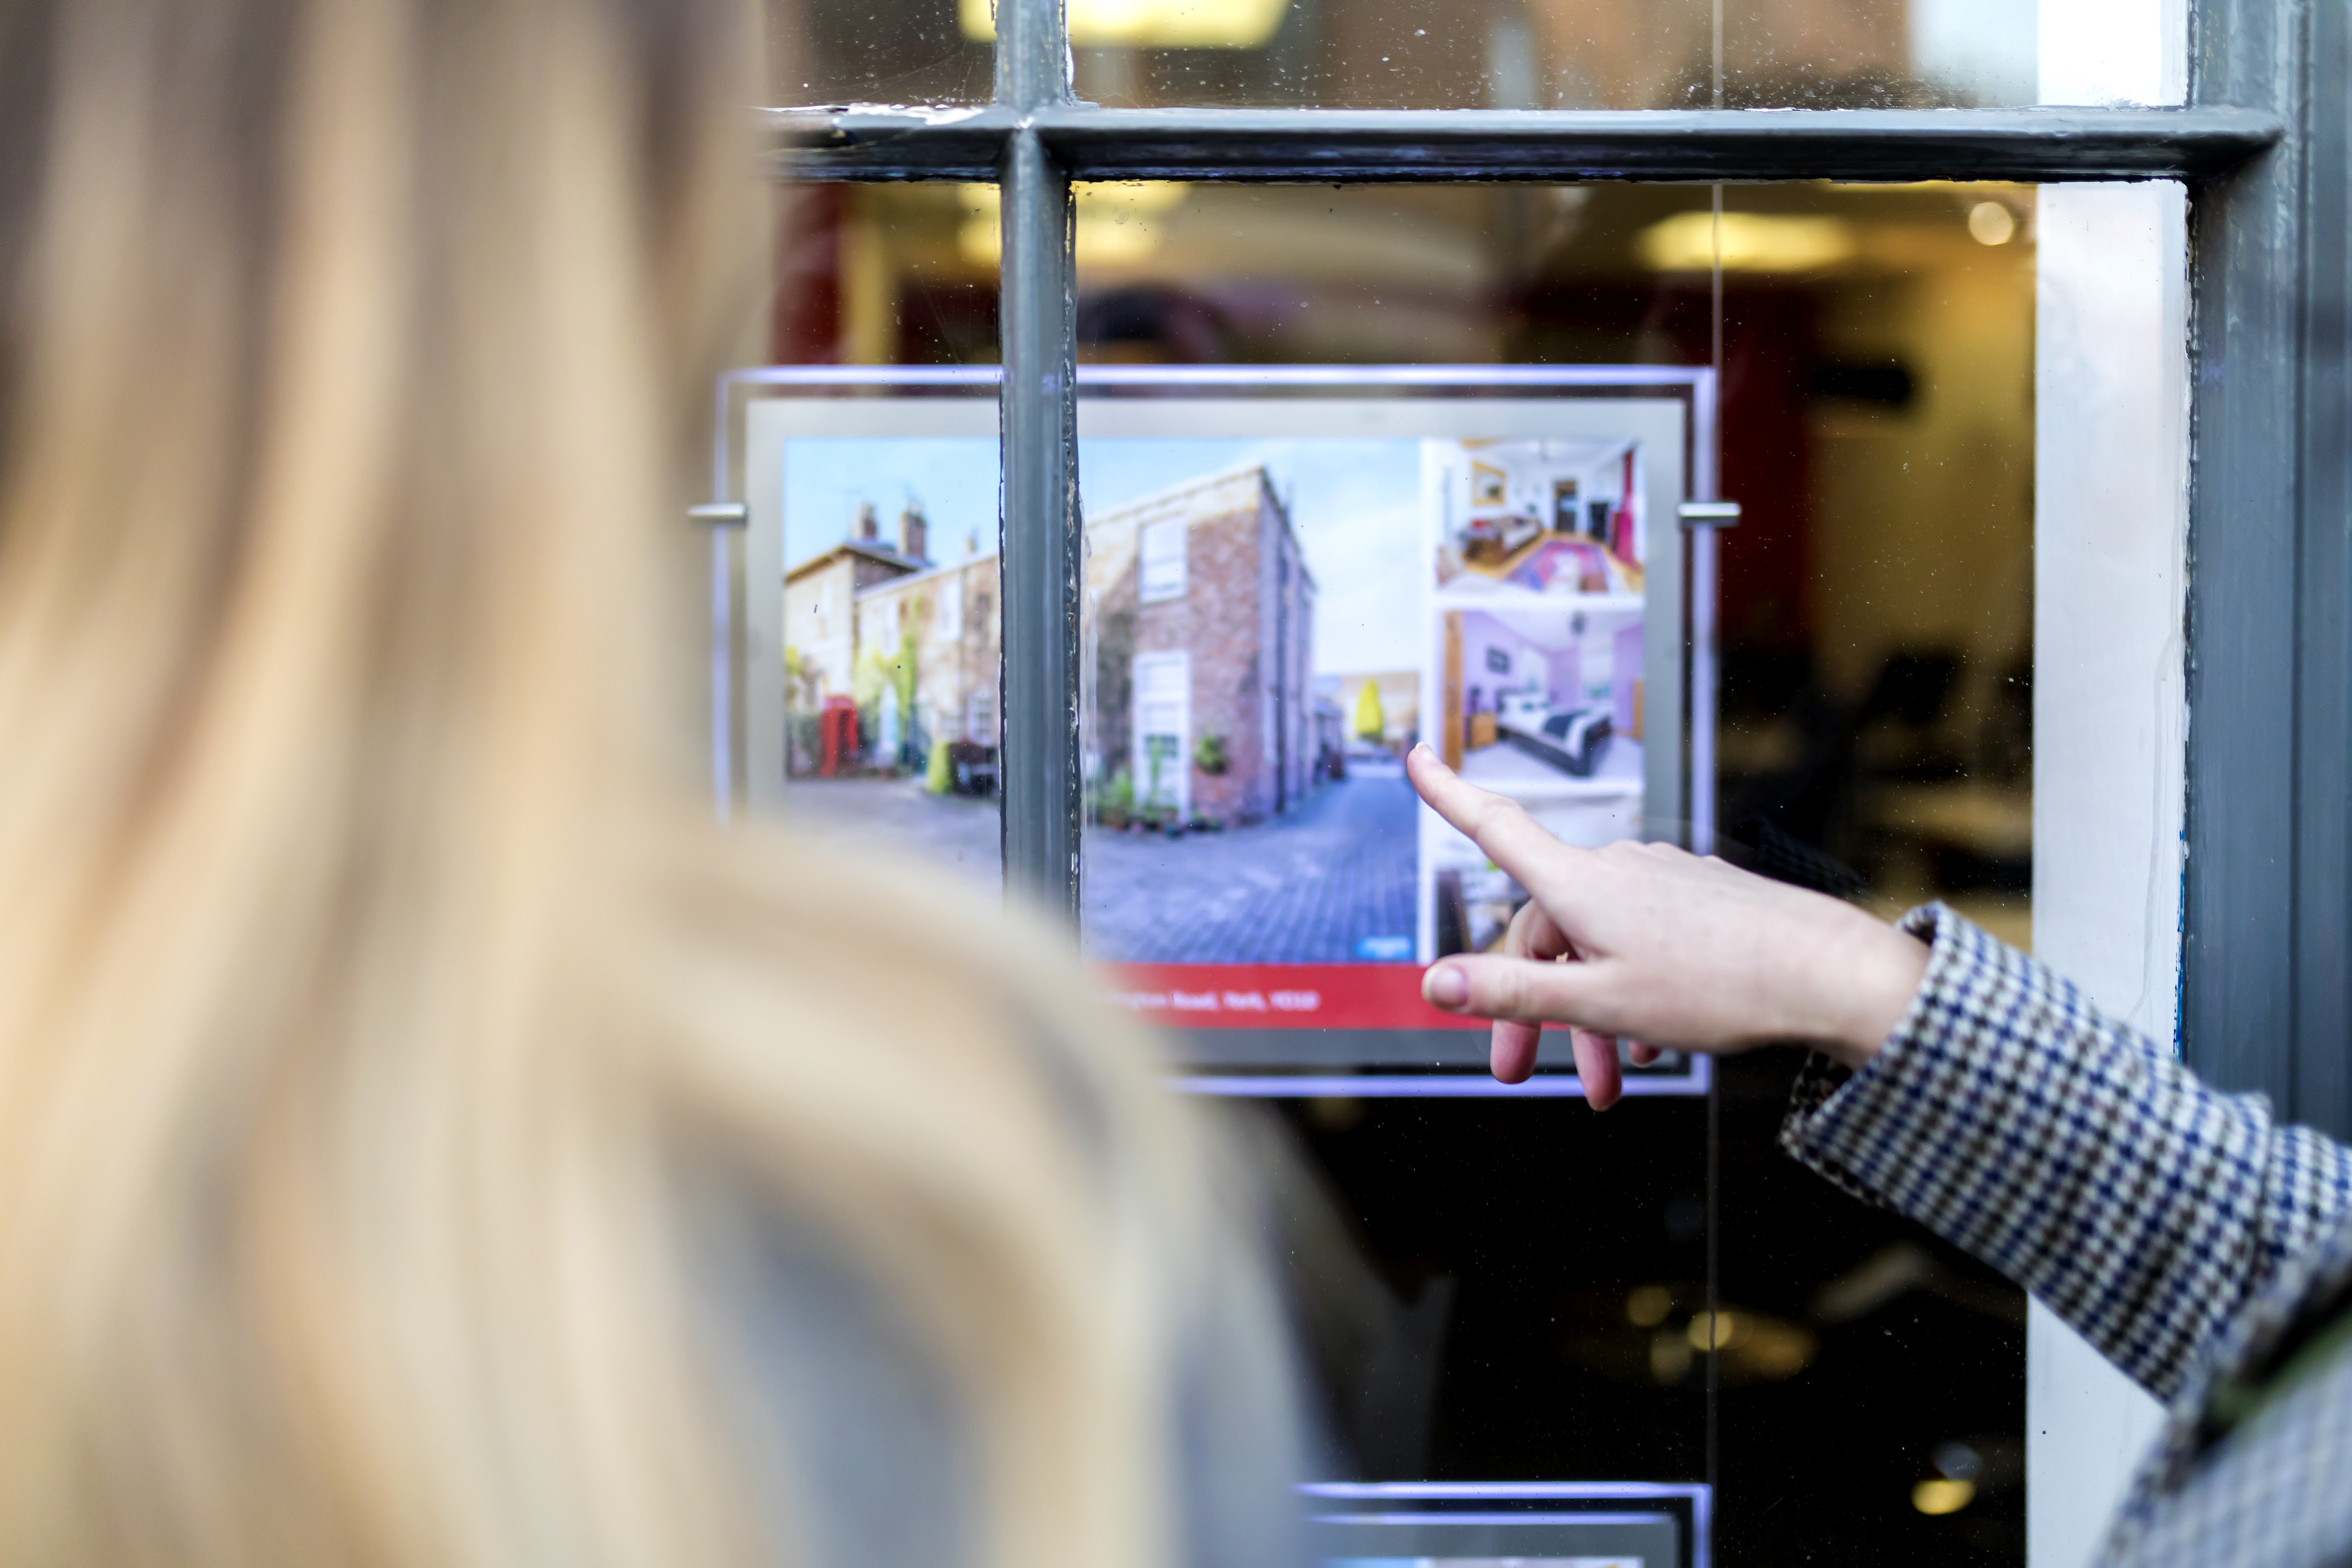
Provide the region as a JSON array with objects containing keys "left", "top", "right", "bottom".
[
  {"left": 781, "top": 776, "right": 1004, "bottom": 894},
  {"left": 777, "top": 761, "right": 1421, "bottom": 964},
  {"left": 1083, "top": 759, "right": 1418, "bottom": 964}
]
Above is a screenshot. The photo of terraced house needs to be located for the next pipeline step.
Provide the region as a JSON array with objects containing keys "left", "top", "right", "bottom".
[
  {"left": 1083, "top": 464, "right": 1316, "bottom": 829},
  {"left": 1076, "top": 448, "right": 1426, "bottom": 968},
  {"left": 782, "top": 498, "right": 1002, "bottom": 791}
]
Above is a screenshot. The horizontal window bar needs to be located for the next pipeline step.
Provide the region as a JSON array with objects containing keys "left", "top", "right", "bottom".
[{"left": 767, "top": 105, "right": 2280, "bottom": 184}]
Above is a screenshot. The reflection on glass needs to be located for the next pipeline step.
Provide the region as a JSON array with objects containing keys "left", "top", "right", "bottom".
[
  {"left": 958, "top": 0, "right": 1293, "bottom": 49},
  {"left": 771, "top": 0, "right": 2062, "bottom": 113}
]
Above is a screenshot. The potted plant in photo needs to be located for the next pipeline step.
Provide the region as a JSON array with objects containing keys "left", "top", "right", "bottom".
[
  {"left": 1194, "top": 733, "right": 1230, "bottom": 776},
  {"left": 1093, "top": 769, "right": 1135, "bottom": 830}
]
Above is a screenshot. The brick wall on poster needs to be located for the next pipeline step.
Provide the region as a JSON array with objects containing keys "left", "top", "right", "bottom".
[{"left": 1087, "top": 464, "right": 1316, "bottom": 826}]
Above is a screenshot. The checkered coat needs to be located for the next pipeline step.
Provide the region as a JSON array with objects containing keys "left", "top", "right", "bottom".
[{"left": 1780, "top": 906, "right": 2352, "bottom": 1568}]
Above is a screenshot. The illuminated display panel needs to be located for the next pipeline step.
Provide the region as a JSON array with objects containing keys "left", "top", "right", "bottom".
[
  {"left": 1302, "top": 1483, "right": 1709, "bottom": 1568},
  {"left": 727, "top": 368, "right": 1718, "bottom": 1092}
]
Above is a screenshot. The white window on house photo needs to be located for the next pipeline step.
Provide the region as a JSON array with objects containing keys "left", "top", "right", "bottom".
[
  {"left": 1140, "top": 517, "right": 1186, "bottom": 603},
  {"left": 938, "top": 575, "right": 963, "bottom": 640},
  {"left": 967, "top": 684, "right": 996, "bottom": 747}
]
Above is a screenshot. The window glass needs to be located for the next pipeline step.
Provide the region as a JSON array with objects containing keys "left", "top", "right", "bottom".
[
  {"left": 1063, "top": 177, "right": 2036, "bottom": 1559},
  {"left": 768, "top": 185, "right": 1002, "bottom": 368},
  {"left": 748, "top": 170, "right": 2057, "bottom": 1560},
  {"left": 975, "top": 0, "right": 2046, "bottom": 110},
  {"left": 767, "top": 0, "right": 990, "bottom": 106},
  {"left": 1712, "top": 184, "right": 2035, "bottom": 959}
]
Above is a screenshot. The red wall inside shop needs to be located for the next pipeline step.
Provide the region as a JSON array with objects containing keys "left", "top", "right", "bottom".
[
  {"left": 771, "top": 186, "right": 844, "bottom": 364},
  {"left": 1714, "top": 290, "right": 1817, "bottom": 655}
]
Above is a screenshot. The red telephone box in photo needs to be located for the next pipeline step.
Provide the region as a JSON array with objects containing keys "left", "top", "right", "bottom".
[{"left": 818, "top": 695, "right": 858, "bottom": 778}]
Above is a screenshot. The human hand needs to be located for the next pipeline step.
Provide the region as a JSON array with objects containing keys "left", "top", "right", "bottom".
[{"left": 1406, "top": 743, "right": 1929, "bottom": 1107}]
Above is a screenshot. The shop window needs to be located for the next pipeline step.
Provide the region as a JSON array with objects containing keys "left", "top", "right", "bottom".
[
  {"left": 726, "top": 0, "right": 2328, "bottom": 1556},
  {"left": 734, "top": 173, "right": 2050, "bottom": 1564}
]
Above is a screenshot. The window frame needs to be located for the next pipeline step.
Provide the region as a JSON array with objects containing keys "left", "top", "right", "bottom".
[{"left": 752, "top": 0, "right": 2345, "bottom": 1142}]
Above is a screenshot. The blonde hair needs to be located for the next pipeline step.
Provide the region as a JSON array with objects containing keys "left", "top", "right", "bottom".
[{"left": 0, "top": 4, "right": 1265, "bottom": 1567}]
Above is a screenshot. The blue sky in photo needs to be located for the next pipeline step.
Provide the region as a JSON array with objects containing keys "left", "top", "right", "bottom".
[
  {"left": 1082, "top": 439, "right": 1422, "bottom": 677},
  {"left": 782, "top": 436, "right": 1423, "bottom": 676},
  {"left": 781, "top": 438, "right": 998, "bottom": 577}
]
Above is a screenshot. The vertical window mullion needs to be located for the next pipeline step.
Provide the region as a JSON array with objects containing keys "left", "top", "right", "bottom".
[{"left": 996, "top": 0, "right": 1081, "bottom": 917}]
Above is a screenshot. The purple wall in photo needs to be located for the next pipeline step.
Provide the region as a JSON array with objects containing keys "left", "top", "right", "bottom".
[
  {"left": 1461, "top": 614, "right": 1518, "bottom": 708},
  {"left": 1613, "top": 622, "right": 1644, "bottom": 734},
  {"left": 1548, "top": 646, "right": 1582, "bottom": 708}
]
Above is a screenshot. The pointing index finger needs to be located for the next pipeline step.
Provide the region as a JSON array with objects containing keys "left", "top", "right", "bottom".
[{"left": 1406, "top": 743, "right": 1590, "bottom": 902}]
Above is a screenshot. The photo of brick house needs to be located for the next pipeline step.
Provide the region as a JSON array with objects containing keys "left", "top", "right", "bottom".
[
  {"left": 1084, "top": 464, "right": 1315, "bottom": 827},
  {"left": 782, "top": 499, "right": 1002, "bottom": 779}
]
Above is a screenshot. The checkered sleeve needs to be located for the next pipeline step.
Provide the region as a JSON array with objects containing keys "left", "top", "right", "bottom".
[{"left": 1780, "top": 904, "right": 2352, "bottom": 1402}]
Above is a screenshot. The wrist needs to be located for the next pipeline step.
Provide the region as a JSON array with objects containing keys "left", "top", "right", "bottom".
[{"left": 1801, "top": 913, "right": 1930, "bottom": 1070}]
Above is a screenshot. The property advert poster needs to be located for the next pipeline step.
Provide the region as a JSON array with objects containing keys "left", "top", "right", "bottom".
[
  {"left": 1078, "top": 432, "right": 1650, "bottom": 1032},
  {"left": 744, "top": 383, "right": 1698, "bottom": 1069}
]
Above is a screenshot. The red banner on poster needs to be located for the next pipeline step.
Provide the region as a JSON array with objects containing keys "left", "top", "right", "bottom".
[{"left": 1098, "top": 963, "right": 1484, "bottom": 1030}]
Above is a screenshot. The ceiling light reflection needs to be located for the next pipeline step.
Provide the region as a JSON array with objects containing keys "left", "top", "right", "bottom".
[
  {"left": 1968, "top": 201, "right": 2018, "bottom": 245},
  {"left": 1912, "top": 1479, "right": 1976, "bottom": 1516},
  {"left": 960, "top": 0, "right": 1290, "bottom": 48},
  {"left": 1639, "top": 211, "right": 1859, "bottom": 273},
  {"left": 957, "top": 182, "right": 1189, "bottom": 267}
]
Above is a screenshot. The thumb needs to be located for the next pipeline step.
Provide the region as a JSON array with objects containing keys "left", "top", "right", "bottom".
[{"left": 1423, "top": 952, "right": 1614, "bottom": 1027}]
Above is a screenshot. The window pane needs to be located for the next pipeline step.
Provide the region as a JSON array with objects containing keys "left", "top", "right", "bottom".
[
  {"left": 1030, "top": 0, "right": 2044, "bottom": 108},
  {"left": 1059, "top": 177, "right": 2039, "bottom": 1561},
  {"left": 768, "top": 0, "right": 991, "bottom": 106},
  {"left": 770, "top": 186, "right": 1001, "bottom": 366},
  {"left": 750, "top": 170, "right": 2099, "bottom": 1563},
  {"left": 1710, "top": 183, "right": 2035, "bottom": 958},
  {"left": 1067, "top": 195, "right": 1720, "bottom": 1526}
]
